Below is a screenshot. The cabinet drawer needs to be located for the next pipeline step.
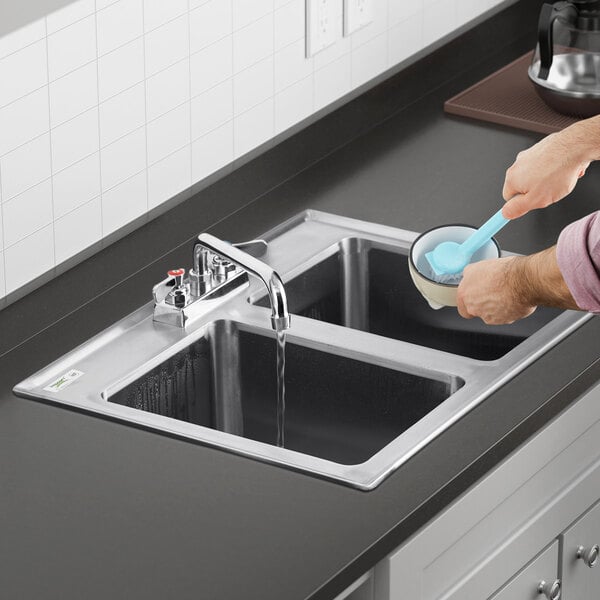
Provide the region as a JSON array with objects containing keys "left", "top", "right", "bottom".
[
  {"left": 561, "top": 500, "right": 600, "bottom": 599},
  {"left": 488, "top": 542, "right": 559, "bottom": 600}
]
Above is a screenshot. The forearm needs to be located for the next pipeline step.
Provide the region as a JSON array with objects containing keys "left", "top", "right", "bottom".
[
  {"left": 508, "top": 246, "right": 579, "bottom": 311},
  {"left": 560, "top": 115, "right": 600, "bottom": 163}
]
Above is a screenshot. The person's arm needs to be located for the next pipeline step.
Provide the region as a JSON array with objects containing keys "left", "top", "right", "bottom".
[
  {"left": 457, "top": 247, "right": 578, "bottom": 325},
  {"left": 502, "top": 115, "right": 600, "bottom": 219}
]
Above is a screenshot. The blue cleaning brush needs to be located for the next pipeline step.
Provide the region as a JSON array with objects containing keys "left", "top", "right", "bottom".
[{"left": 425, "top": 208, "right": 509, "bottom": 278}]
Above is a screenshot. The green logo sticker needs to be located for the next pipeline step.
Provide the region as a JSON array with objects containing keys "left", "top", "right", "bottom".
[{"left": 43, "top": 369, "right": 84, "bottom": 393}]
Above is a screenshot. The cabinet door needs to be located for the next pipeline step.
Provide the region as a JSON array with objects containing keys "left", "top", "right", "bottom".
[
  {"left": 488, "top": 542, "right": 559, "bottom": 600},
  {"left": 561, "top": 500, "right": 600, "bottom": 599}
]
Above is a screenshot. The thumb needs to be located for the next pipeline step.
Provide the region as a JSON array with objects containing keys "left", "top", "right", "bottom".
[{"left": 502, "top": 194, "right": 530, "bottom": 220}]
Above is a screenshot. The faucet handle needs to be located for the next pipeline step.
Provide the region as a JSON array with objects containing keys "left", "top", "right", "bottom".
[
  {"left": 167, "top": 268, "right": 185, "bottom": 288},
  {"left": 153, "top": 268, "right": 186, "bottom": 304}
]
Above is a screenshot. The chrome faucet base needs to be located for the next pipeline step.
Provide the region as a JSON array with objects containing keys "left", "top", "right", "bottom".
[
  {"left": 153, "top": 235, "right": 290, "bottom": 332},
  {"left": 153, "top": 271, "right": 249, "bottom": 327}
]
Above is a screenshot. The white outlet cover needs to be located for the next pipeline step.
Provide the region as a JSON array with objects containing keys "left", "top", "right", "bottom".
[
  {"left": 306, "top": 0, "right": 338, "bottom": 57},
  {"left": 343, "top": 0, "right": 373, "bottom": 36}
]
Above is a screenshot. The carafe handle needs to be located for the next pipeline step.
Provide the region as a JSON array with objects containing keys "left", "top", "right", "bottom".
[{"left": 537, "top": 1, "right": 578, "bottom": 80}]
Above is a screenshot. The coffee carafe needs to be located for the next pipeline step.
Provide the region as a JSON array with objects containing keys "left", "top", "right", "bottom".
[{"left": 529, "top": 0, "right": 600, "bottom": 117}]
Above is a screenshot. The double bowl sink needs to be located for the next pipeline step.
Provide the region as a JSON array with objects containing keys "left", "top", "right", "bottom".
[{"left": 14, "top": 211, "right": 590, "bottom": 489}]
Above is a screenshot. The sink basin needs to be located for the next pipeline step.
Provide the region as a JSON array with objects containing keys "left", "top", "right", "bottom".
[
  {"left": 14, "top": 210, "right": 590, "bottom": 489},
  {"left": 258, "top": 238, "right": 561, "bottom": 361},
  {"left": 109, "top": 320, "right": 462, "bottom": 465}
]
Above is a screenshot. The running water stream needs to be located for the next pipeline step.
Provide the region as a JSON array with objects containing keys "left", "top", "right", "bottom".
[{"left": 276, "top": 330, "right": 286, "bottom": 448}]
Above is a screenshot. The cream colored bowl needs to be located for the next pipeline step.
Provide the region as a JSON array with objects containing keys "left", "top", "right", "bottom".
[{"left": 409, "top": 225, "right": 501, "bottom": 309}]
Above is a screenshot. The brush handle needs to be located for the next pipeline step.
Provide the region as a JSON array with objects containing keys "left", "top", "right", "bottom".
[{"left": 460, "top": 208, "right": 509, "bottom": 257}]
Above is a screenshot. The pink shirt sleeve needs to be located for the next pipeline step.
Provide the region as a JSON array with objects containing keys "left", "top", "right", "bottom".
[{"left": 556, "top": 211, "right": 600, "bottom": 313}]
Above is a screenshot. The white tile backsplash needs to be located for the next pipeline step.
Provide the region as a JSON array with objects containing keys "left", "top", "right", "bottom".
[
  {"left": 2, "top": 180, "right": 54, "bottom": 249},
  {"left": 143, "top": 0, "right": 189, "bottom": 32},
  {"left": 51, "top": 107, "right": 99, "bottom": 172},
  {"left": 54, "top": 196, "right": 102, "bottom": 263},
  {"left": 148, "top": 145, "right": 191, "bottom": 209},
  {"left": 144, "top": 13, "right": 189, "bottom": 77},
  {"left": 388, "top": 13, "right": 423, "bottom": 66},
  {"left": 0, "top": 19, "right": 46, "bottom": 60},
  {"left": 234, "top": 56, "right": 274, "bottom": 115},
  {"left": 49, "top": 61, "right": 98, "bottom": 127},
  {"left": 190, "top": 36, "right": 232, "bottom": 97},
  {"left": 52, "top": 152, "right": 101, "bottom": 218},
  {"left": 0, "top": 88, "right": 50, "bottom": 157},
  {"left": 351, "top": 32, "right": 389, "bottom": 88},
  {"left": 233, "top": 13, "right": 273, "bottom": 73},
  {"left": 100, "top": 126, "right": 146, "bottom": 190},
  {"left": 0, "top": 252, "right": 5, "bottom": 298},
  {"left": 234, "top": 98, "right": 274, "bottom": 158},
  {"left": 0, "top": 134, "right": 52, "bottom": 200},
  {"left": 192, "top": 120, "right": 233, "bottom": 182},
  {"left": 350, "top": 0, "right": 389, "bottom": 49},
  {"left": 233, "top": 0, "right": 273, "bottom": 31},
  {"left": 102, "top": 170, "right": 148, "bottom": 234},
  {"left": 275, "top": 74, "right": 313, "bottom": 134},
  {"left": 189, "top": 0, "right": 233, "bottom": 54},
  {"left": 314, "top": 52, "right": 352, "bottom": 111},
  {"left": 96, "top": 0, "right": 144, "bottom": 56},
  {"left": 0, "top": 0, "right": 507, "bottom": 300},
  {"left": 98, "top": 37, "right": 145, "bottom": 102},
  {"left": 274, "top": 0, "right": 305, "bottom": 51},
  {"left": 147, "top": 102, "right": 191, "bottom": 165},
  {"left": 274, "top": 38, "right": 312, "bottom": 93},
  {"left": 47, "top": 15, "right": 96, "bottom": 81},
  {"left": 389, "top": 0, "right": 424, "bottom": 26},
  {"left": 46, "top": 0, "right": 96, "bottom": 35},
  {"left": 0, "top": 40, "right": 48, "bottom": 108},
  {"left": 4, "top": 224, "right": 54, "bottom": 294},
  {"left": 99, "top": 82, "right": 146, "bottom": 147},
  {"left": 423, "top": 0, "right": 458, "bottom": 46},
  {"left": 191, "top": 79, "right": 233, "bottom": 141},
  {"left": 146, "top": 58, "right": 190, "bottom": 121}
]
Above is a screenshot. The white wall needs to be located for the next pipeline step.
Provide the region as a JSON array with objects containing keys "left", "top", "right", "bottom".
[{"left": 0, "top": 0, "right": 506, "bottom": 303}]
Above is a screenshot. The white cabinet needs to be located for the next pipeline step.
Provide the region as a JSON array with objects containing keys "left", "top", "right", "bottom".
[
  {"left": 560, "top": 500, "right": 600, "bottom": 599},
  {"left": 488, "top": 542, "right": 559, "bottom": 600},
  {"left": 373, "top": 381, "right": 600, "bottom": 600}
]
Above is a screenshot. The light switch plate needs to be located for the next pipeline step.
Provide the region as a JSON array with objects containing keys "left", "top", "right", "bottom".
[
  {"left": 343, "top": 0, "right": 373, "bottom": 36},
  {"left": 306, "top": 0, "right": 337, "bottom": 57}
]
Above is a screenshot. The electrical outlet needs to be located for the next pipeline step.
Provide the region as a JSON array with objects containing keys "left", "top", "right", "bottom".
[
  {"left": 306, "top": 0, "right": 337, "bottom": 57},
  {"left": 343, "top": 0, "right": 373, "bottom": 36}
]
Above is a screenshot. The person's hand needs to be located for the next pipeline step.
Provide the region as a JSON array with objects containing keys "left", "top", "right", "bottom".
[
  {"left": 456, "top": 257, "right": 536, "bottom": 324},
  {"left": 502, "top": 129, "right": 590, "bottom": 220}
]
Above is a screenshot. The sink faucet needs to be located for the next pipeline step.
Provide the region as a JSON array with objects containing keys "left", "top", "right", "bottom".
[{"left": 153, "top": 233, "right": 291, "bottom": 331}]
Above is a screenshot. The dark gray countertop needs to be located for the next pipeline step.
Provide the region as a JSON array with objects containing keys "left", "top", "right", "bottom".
[{"left": 1, "top": 3, "right": 599, "bottom": 599}]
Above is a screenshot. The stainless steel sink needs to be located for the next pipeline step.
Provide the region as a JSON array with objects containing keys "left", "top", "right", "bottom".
[
  {"left": 14, "top": 211, "right": 591, "bottom": 489},
  {"left": 257, "top": 237, "right": 561, "bottom": 361},
  {"left": 108, "top": 320, "right": 462, "bottom": 466}
]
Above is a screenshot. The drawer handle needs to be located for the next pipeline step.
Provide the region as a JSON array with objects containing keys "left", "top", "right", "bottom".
[
  {"left": 538, "top": 579, "right": 561, "bottom": 600},
  {"left": 576, "top": 544, "right": 600, "bottom": 568}
]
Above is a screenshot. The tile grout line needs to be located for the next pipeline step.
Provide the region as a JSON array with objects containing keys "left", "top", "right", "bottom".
[
  {"left": 231, "top": 0, "right": 236, "bottom": 159},
  {"left": 141, "top": 0, "right": 149, "bottom": 215},
  {"left": 0, "top": 149, "right": 6, "bottom": 296},
  {"left": 43, "top": 16, "right": 57, "bottom": 270},
  {"left": 272, "top": 0, "right": 276, "bottom": 136},
  {"left": 187, "top": 0, "right": 194, "bottom": 196},
  {"left": 94, "top": 0, "right": 105, "bottom": 238}
]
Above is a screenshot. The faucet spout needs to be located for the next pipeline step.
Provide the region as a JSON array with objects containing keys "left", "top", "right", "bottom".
[{"left": 195, "top": 233, "right": 291, "bottom": 331}]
